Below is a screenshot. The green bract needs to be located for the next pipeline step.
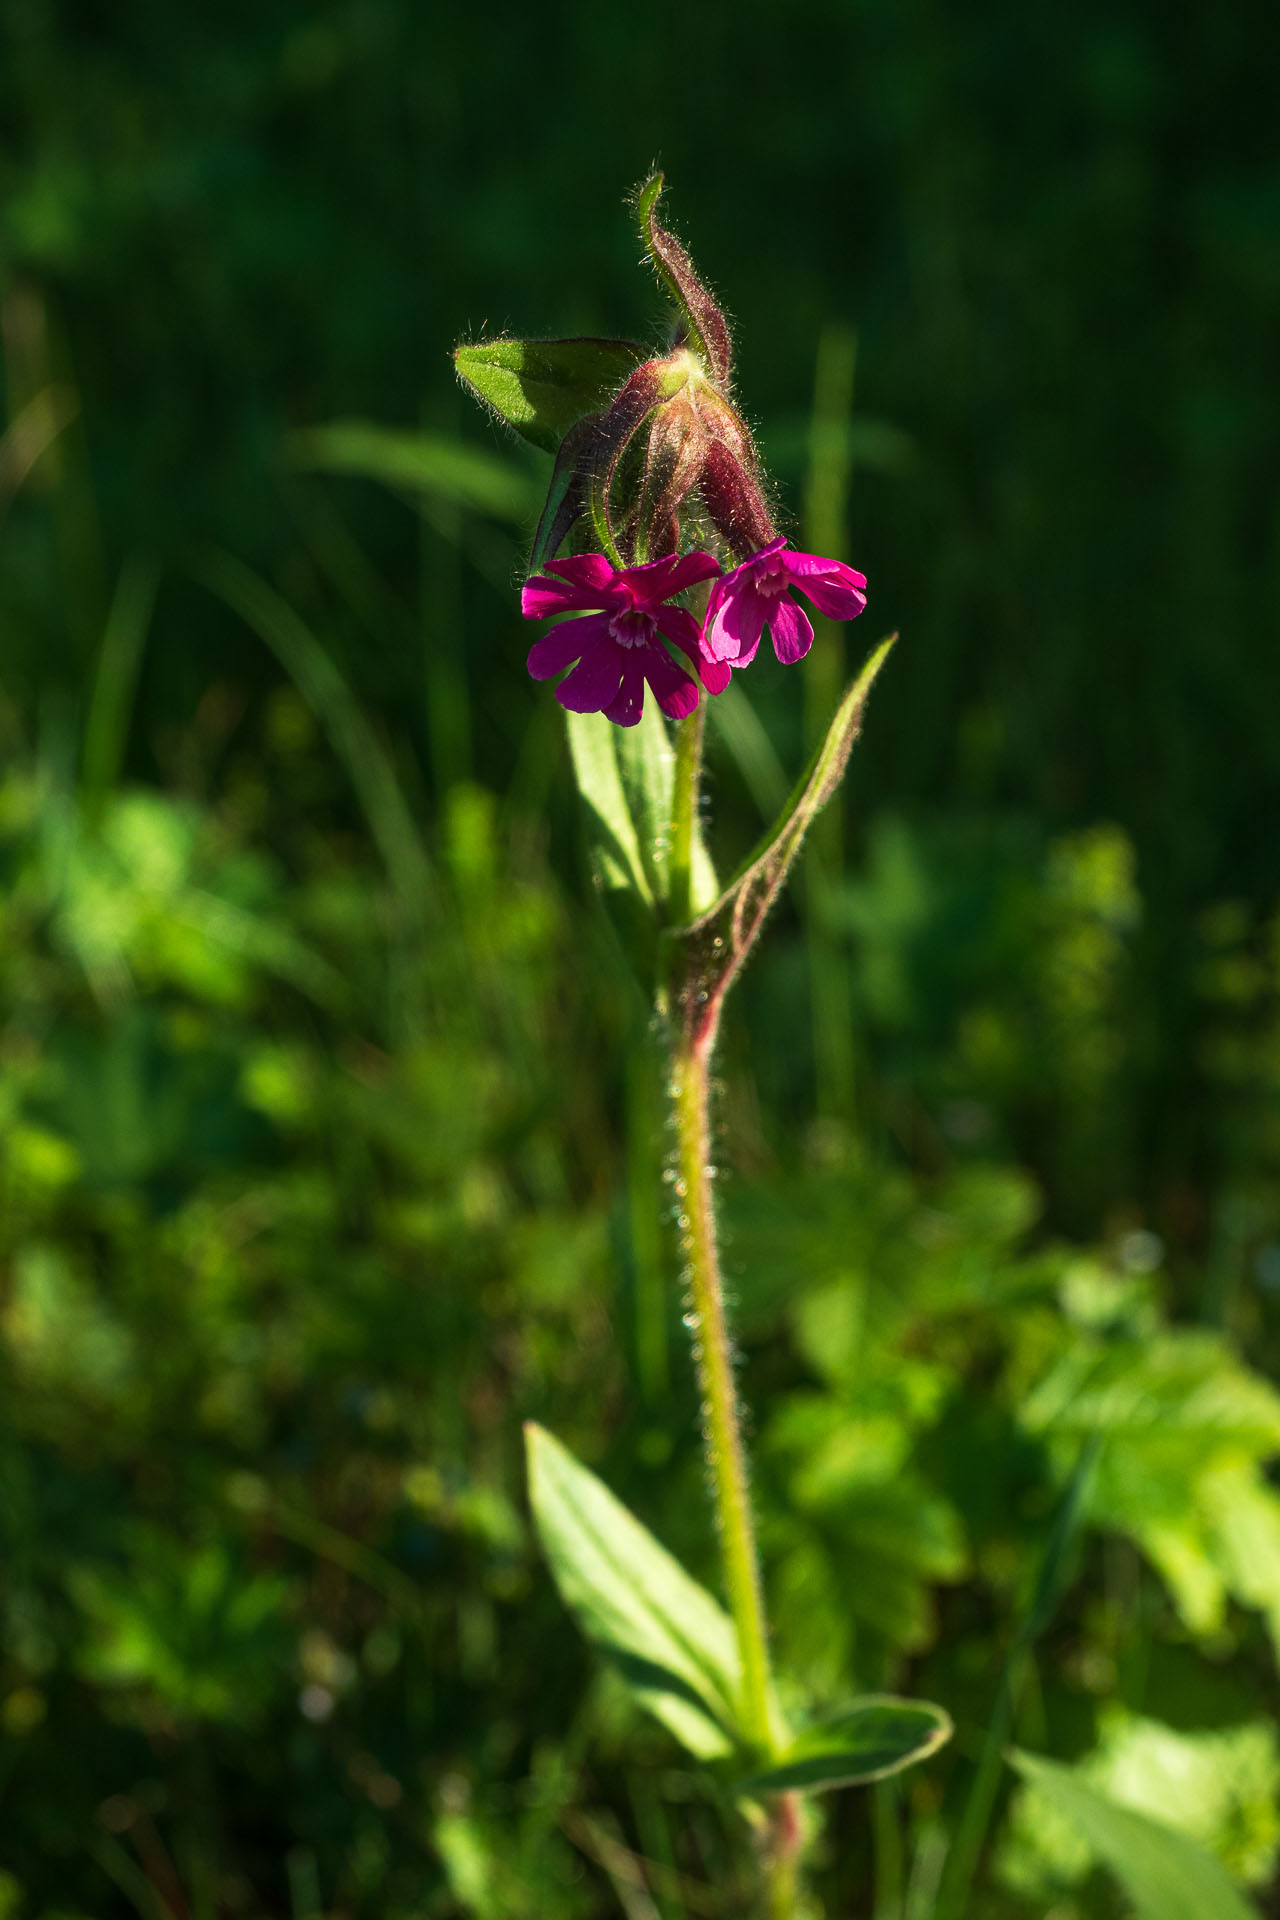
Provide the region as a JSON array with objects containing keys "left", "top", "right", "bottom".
[{"left": 452, "top": 337, "right": 645, "bottom": 453}]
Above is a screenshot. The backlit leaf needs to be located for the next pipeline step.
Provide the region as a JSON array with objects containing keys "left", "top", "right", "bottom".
[
  {"left": 739, "top": 1696, "right": 951, "bottom": 1796},
  {"left": 454, "top": 337, "right": 646, "bottom": 454},
  {"left": 525, "top": 1423, "right": 745, "bottom": 1759}
]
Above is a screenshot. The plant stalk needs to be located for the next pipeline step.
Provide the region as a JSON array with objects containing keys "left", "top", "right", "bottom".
[
  {"left": 668, "top": 700, "right": 796, "bottom": 1913},
  {"left": 668, "top": 701, "right": 773, "bottom": 1749},
  {"left": 671, "top": 1028, "right": 774, "bottom": 1753}
]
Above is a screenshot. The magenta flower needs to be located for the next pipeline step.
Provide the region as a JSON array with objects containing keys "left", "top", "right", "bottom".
[
  {"left": 698, "top": 536, "right": 868, "bottom": 690},
  {"left": 523, "top": 550, "right": 722, "bottom": 727}
]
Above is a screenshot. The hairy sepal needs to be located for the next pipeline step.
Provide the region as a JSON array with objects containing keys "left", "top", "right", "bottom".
[{"left": 636, "top": 174, "right": 732, "bottom": 388}]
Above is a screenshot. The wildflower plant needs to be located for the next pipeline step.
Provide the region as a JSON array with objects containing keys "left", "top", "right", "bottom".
[{"left": 456, "top": 176, "right": 951, "bottom": 1913}]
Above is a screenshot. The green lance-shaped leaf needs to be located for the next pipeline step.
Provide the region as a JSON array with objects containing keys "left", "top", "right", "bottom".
[
  {"left": 613, "top": 702, "right": 718, "bottom": 917},
  {"left": 1008, "top": 1751, "right": 1261, "bottom": 1920},
  {"left": 564, "top": 709, "right": 658, "bottom": 972},
  {"left": 453, "top": 337, "right": 647, "bottom": 454},
  {"left": 671, "top": 637, "right": 895, "bottom": 1038},
  {"left": 564, "top": 704, "right": 717, "bottom": 984},
  {"left": 525, "top": 1423, "right": 746, "bottom": 1760},
  {"left": 738, "top": 1697, "right": 953, "bottom": 1797}
]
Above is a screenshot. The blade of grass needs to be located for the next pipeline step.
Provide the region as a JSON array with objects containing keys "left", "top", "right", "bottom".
[
  {"left": 196, "top": 550, "right": 433, "bottom": 915},
  {"left": 81, "top": 555, "right": 159, "bottom": 812}
]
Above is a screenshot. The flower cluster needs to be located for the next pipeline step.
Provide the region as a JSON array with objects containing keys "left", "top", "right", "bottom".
[
  {"left": 495, "top": 174, "right": 869, "bottom": 727},
  {"left": 522, "top": 540, "right": 868, "bottom": 726}
]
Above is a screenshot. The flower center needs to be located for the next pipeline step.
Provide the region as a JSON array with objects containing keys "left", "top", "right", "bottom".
[
  {"left": 608, "top": 607, "right": 658, "bottom": 650},
  {"left": 752, "top": 560, "right": 790, "bottom": 600}
]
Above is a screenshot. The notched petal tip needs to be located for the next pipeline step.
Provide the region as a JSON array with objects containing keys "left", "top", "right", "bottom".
[{"left": 698, "top": 655, "right": 732, "bottom": 696}]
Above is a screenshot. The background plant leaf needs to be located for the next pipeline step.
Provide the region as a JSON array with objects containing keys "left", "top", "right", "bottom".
[
  {"left": 287, "top": 420, "right": 539, "bottom": 522},
  {"left": 1008, "top": 1749, "right": 1261, "bottom": 1920}
]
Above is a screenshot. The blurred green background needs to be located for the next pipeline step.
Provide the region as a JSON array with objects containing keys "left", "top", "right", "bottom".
[{"left": 3, "top": 0, "right": 1280, "bottom": 1914}]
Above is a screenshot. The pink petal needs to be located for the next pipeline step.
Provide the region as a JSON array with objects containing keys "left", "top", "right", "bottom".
[
  {"left": 654, "top": 604, "right": 703, "bottom": 661},
  {"left": 555, "top": 637, "right": 626, "bottom": 714},
  {"left": 798, "top": 572, "right": 868, "bottom": 622},
  {"left": 778, "top": 547, "right": 862, "bottom": 582},
  {"left": 703, "top": 576, "right": 770, "bottom": 663},
  {"left": 768, "top": 595, "right": 814, "bottom": 665},
  {"left": 781, "top": 551, "right": 868, "bottom": 622},
  {"left": 625, "top": 549, "right": 721, "bottom": 606},
  {"left": 643, "top": 643, "right": 701, "bottom": 719},
  {"left": 526, "top": 612, "right": 611, "bottom": 680},
  {"left": 603, "top": 656, "right": 647, "bottom": 727},
  {"left": 699, "top": 655, "right": 732, "bottom": 695},
  {"left": 522, "top": 575, "right": 609, "bottom": 620},
  {"left": 545, "top": 553, "right": 621, "bottom": 594}
]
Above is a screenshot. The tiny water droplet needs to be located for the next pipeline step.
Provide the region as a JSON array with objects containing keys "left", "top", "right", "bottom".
[
  {"left": 675, "top": 1212, "right": 690, "bottom": 1231},
  {"left": 682, "top": 1311, "right": 701, "bottom": 1330},
  {"left": 662, "top": 1166, "right": 677, "bottom": 1184},
  {"left": 672, "top": 1177, "right": 687, "bottom": 1198}
]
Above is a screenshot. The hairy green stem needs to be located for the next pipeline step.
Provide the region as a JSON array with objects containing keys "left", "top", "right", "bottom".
[
  {"left": 672, "top": 1032, "right": 774, "bottom": 1751},
  {"left": 669, "top": 698, "right": 795, "bottom": 1912}
]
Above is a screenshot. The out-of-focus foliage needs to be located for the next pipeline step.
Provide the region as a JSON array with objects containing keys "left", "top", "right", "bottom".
[{"left": 2, "top": 0, "right": 1280, "bottom": 1914}]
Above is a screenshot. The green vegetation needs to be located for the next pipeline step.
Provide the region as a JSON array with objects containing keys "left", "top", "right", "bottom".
[{"left": 2, "top": 1, "right": 1279, "bottom": 1914}]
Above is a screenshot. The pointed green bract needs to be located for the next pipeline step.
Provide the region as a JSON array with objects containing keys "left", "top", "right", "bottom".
[
  {"left": 673, "top": 638, "right": 895, "bottom": 1031},
  {"left": 1009, "top": 1751, "right": 1260, "bottom": 1920},
  {"left": 525, "top": 1424, "right": 744, "bottom": 1760},
  {"left": 453, "top": 337, "right": 646, "bottom": 454},
  {"left": 738, "top": 1697, "right": 952, "bottom": 1796}
]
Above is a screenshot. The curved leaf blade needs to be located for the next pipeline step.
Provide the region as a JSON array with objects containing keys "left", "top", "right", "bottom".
[
  {"left": 739, "top": 1696, "right": 952, "bottom": 1796},
  {"left": 525, "top": 1423, "right": 744, "bottom": 1759}
]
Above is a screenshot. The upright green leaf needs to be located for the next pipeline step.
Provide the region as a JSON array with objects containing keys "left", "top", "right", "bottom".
[
  {"left": 739, "top": 1697, "right": 952, "bottom": 1797},
  {"left": 454, "top": 337, "right": 646, "bottom": 454},
  {"left": 525, "top": 1424, "right": 744, "bottom": 1759},
  {"left": 563, "top": 709, "right": 657, "bottom": 972},
  {"left": 613, "top": 704, "right": 717, "bottom": 917},
  {"left": 1008, "top": 1750, "right": 1261, "bottom": 1920}
]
